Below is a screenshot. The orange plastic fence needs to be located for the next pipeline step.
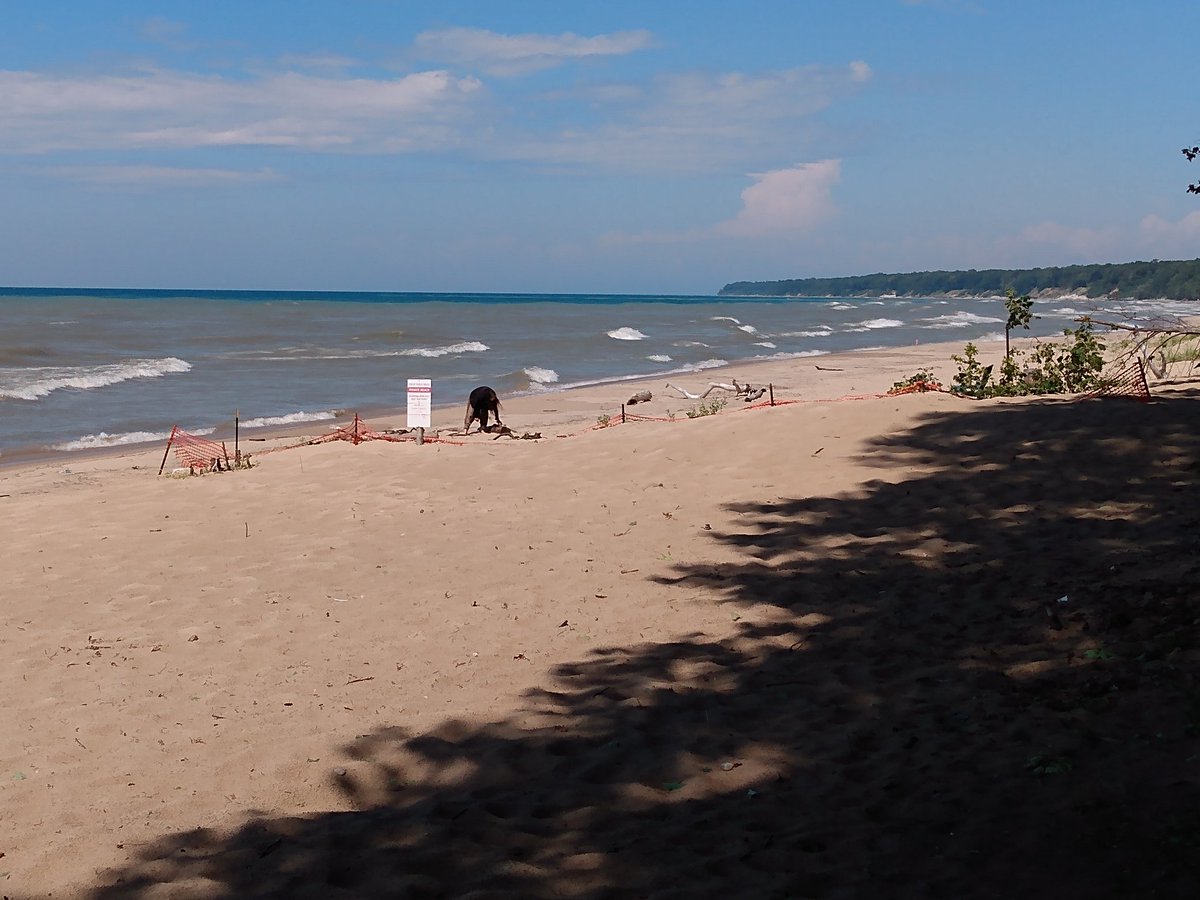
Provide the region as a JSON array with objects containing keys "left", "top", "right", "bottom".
[
  {"left": 1082, "top": 358, "right": 1151, "bottom": 402},
  {"left": 160, "top": 426, "right": 231, "bottom": 474}
]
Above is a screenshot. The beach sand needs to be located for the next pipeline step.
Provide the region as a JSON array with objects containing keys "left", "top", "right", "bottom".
[{"left": 3, "top": 339, "right": 1200, "bottom": 899}]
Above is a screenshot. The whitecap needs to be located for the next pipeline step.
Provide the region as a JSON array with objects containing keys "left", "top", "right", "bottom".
[
  {"left": 607, "top": 327, "right": 647, "bottom": 341},
  {"left": 523, "top": 366, "right": 559, "bottom": 385},
  {"left": 778, "top": 329, "right": 833, "bottom": 338},
  {"left": 53, "top": 426, "right": 213, "bottom": 452},
  {"left": 754, "top": 341, "right": 777, "bottom": 349},
  {"left": 646, "top": 354, "right": 673, "bottom": 362},
  {"left": 921, "top": 312, "right": 1005, "bottom": 329},
  {"left": 736, "top": 324, "right": 759, "bottom": 334},
  {"left": 850, "top": 318, "right": 905, "bottom": 330},
  {"left": 0, "top": 357, "right": 191, "bottom": 401},
  {"left": 398, "top": 340, "right": 489, "bottom": 358},
  {"left": 241, "top": 410, "right": 337, "bottom": 429},
  {"left": 711, "top": 316, "right": 742, "bottom": 324}
]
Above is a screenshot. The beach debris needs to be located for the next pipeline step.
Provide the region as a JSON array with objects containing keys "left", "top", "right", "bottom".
[
  {"left": 720, "top": 761, "right": 742, "bottom": 772},
  {"left": 627, "top": 390, "right": 653, "bottom": 405},
  {"left": 815, "top": 364, "right": 844, "bottom": 371},
  {"left": 491, "top": 428, "right": 543, "bottom": 440},
  {"left": 662, "top": 781, "right": 684, "bottom": 792},
  {"left": 665, "top": 379, "right": 765, "bottom": 402}
]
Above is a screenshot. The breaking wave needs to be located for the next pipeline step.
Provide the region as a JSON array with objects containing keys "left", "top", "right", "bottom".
[
  {"left": 0, "top": 357, "right": 192, "bottom": 401},
  {"left": 53, "top": 426, "right": 213, "bottom": 452}
]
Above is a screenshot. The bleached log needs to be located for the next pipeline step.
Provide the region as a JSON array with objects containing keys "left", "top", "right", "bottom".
[{"left": 664, "top": 382, "right": 702, "bottom": 400}]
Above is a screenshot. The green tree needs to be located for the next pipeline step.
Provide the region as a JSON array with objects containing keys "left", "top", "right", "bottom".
[{"left": 1003, "top": 287, "right": 1036, "bottom": 359}]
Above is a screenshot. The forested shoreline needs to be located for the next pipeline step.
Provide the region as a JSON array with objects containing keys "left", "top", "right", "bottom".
[{"left": 720, "top": 258, "right": 1200, "bottom": 300}]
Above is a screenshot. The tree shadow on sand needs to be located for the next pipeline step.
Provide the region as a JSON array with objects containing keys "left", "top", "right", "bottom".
[{"left": 87, "top": 393, "right": 1200, "bottom": 899}]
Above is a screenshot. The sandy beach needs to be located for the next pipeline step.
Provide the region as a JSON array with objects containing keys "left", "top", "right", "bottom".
[{"left": 4, "top": 337, "right": 1200, "bottom": 899}]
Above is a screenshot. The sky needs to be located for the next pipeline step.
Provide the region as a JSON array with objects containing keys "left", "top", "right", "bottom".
[{"left": 2, "top": 0, "right": 1200, "bottom": 295}]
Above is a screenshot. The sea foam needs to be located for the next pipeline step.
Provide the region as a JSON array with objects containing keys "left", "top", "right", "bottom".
[
  {"left": 0, "top": 357, "right": 191, "bottom": 401},
  {"left": 921, "top": 312, "right": 1004, "bottom": 329},
  {"left": 398, "top": 341, "right": 489, "bottom": 358},
  {"left": 607, "top": 327, "right": 648, "bottom": 341},
  {"left": 523, "top": 366, "right": 560, "bottom": 385},
  {"left": 845, "top": 318, "right": 905, "bottom": 332},
  {"left": 241, "top": 410, "right": 337, "bottom": 428},
  {"left": 53, "top": 426, "right": 213, "bottom": 452}
]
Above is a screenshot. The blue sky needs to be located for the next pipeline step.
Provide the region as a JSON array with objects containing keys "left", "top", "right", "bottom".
[{"left": 2, "top": 0, "right": 1199, "bottom": 294}]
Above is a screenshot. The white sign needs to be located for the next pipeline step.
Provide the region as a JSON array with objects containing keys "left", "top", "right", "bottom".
[{"left": 406, "top": 378, "right": 432, "bottom": 428}]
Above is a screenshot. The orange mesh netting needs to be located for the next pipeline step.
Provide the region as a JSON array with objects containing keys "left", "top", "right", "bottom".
[
  {"left": 160, "top": 426, "right": 231, "bottom": 474},
  {"left": 1081, "top": 358, "right": 1151, "bottom": 403}
]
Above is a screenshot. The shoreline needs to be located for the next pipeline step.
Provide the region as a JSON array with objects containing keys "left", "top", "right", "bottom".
[{"left": 0, "top": 337, "right": 1001, "bottom": 476}]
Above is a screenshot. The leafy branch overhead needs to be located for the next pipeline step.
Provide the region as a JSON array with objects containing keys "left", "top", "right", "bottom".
[{"left": 1185, "top": 145, "right": 1200, "bottom": 194}]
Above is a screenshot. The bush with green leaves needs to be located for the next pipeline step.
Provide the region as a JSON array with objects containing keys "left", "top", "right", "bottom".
[
  {"left": 685, "top": 397, "right": 728, "bottom": 418},
  {"left": 950, "top": 298, "right": 1107, "bottom": 398},
  {"left": 950, "top": 343, "right": 994, "bottom": 398}
]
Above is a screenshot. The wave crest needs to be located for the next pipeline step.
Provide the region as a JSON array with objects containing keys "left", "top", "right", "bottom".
[{"left": 0, "top": 357, "right": 191, "bottom": 401}]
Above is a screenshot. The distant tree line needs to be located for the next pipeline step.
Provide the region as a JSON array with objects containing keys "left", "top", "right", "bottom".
[{"left": 719, "top": 258, "right": 1200, "bottom": 300}]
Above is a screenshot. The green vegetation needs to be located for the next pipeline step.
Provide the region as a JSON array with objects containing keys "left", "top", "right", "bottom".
[
  {"left": 685, "top": 398, "right": 728, "bottom": 418},
  {"left": 1003, "top": 287, "right": 1036, "bottom": 358},
  {"left": 720, "top": 258, "right": 1200, "bottom": 300},
  {"left": 902, "top": 294, "right": 1107, "bottom": 399}
]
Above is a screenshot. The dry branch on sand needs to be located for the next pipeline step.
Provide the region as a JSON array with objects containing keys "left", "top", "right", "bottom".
[
  {"left": 1081, "top": 314, "right": 1200, "bottom": 380},
  {"left": 664, "top": 379, "right": 767, "bottom": 402}
]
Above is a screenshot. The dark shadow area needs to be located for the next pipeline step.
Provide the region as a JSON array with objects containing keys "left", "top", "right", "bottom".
[{"left": 86, "top": 393, "right": 1200, "bottom": 899}]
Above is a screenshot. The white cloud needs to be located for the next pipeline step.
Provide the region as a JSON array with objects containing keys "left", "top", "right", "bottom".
[
  {"left": 849, "top": 60, "right": 873, "bottom": 83},
  {"left": 714, "top": 161, "right": 841, "bottom": 237},
  {"left": 414, "top": 27, "right": 655, "bottom": 76},
  {"left": 605, "top": 161, "right": 841, "bottom": 246},
  {"left": 0, "top": 68, "right": 483, "bottom": 154},
  {"left": 1139, "top": 210, "right": 1200, "bottom": 243}
]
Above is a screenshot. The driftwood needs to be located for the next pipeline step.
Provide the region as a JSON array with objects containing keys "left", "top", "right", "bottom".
[
  {"left": 626, "top": 390, "right": 653, "bottom": 404},
  {"left": 1082, "top": 314, "right": 1200, "bottom": 380},
  {"left": 664, "top": 379, "right": 766, "bottom": 402}
]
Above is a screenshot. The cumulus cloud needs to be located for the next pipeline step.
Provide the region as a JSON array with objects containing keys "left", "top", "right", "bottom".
[
  {"left": 414, "top": 27, "right": 655, "bottom": 76},
  {"left": 0, "top": 68, "right": 483, "bottom": 154},
  {"left": 713, "top": 161, "right": 841, "bottom": 237},
  {"left": 605, "top": 161, "right": 841, "bottom": 245}
]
